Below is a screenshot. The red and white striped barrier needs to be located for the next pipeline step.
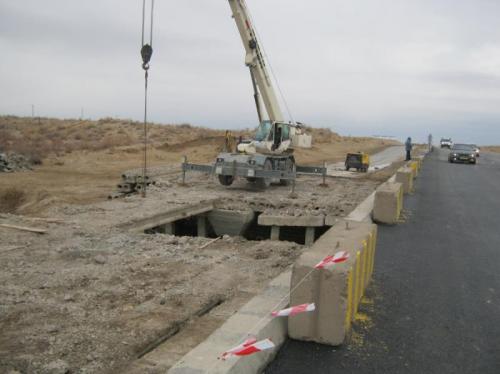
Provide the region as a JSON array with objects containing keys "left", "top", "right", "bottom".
[
  {"left": 314, "top": 251, "right": 350, "bottom": 269},
  {"left": 271, "top": 303, "right": 316, "bottom": 317},
  {"left": 220, "top": 338, "right": 275, "bottom": 360}
]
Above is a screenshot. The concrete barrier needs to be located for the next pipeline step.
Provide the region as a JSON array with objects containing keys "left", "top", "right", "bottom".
[
  {"left": 288, "top": 219, "right": 378, "bottom": 345},
  {"left": 396, "top": 167, "right": 414, "bottom": 194},
  {"left": 373, "top": 182, "right": 403, "bottom": 225}
]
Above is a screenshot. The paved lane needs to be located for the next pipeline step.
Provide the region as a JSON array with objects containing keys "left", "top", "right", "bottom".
[
  {"left": 327, "top": 146, "right": 404, "bottom": 177},
  {"left": 267, "top": 149, "right": 500, "bottom": 374}
]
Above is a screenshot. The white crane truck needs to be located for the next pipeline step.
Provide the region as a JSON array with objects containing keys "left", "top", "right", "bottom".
[{"left": 183, "top": 0, "right": 325, "bottom": 187}]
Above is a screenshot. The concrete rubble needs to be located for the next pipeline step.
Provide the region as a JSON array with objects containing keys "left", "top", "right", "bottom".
[{"left": 0, "top": 152, "right": 33, "bottom": 172}]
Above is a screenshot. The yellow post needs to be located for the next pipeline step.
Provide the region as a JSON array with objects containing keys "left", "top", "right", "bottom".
[
  {"left": 361, "top": 240, "right": 368, "bottom": 291},
  {"left": 344, "top": 269, "right": 354, "bottom": 331},
  {"left": 354, "top": 251, "right": 362, "bottom": 314},
  {"left": 397, "top": 188, "right": 403, "bottom": 219},
  {"left": 370, "top": 228, "right": 378, "bottom": 277},
  {"left": 366, "top": 234, "right": 373, "bottom": 284}
]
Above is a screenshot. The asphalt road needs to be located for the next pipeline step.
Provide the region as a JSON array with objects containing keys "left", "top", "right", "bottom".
[
  {"left": 267, "top": 148, "right": 500, "bottom": 374},
  {"left": 328, "top": 146, "right": 404, "bottom": 177}
]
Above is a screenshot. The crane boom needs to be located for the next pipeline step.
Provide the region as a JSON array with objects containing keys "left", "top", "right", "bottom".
[
  {"left": 182, "top": 0, "right": 317, "bottom": 188},
  {"left": 228, "top": 0, "right": 284, "bottom": 123}
]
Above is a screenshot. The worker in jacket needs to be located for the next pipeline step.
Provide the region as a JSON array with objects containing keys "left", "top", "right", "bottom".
[{"left": 405, "top": 137, "right": 413, "bottom": 161}]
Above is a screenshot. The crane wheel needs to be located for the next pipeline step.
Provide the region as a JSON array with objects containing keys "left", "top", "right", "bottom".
[{"left": 218, "top": 175, "right": 234, "bottom": 186}]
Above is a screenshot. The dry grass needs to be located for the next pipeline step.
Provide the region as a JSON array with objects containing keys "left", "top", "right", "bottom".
[
  {"left": 0, "top": 115, "right": 235, "bottom": 161},
  {"left": 482, "top": 146, "right": 500, "bottom": 153}
]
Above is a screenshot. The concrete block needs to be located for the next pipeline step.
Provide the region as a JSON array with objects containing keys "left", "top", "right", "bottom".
[
  {"left": 270, "top": 226, "right": 280, "bottom": 241},
  {"left": 207, "top": 209, "right": 255, "bottom": 237},
  {"left": 157, "top": 223, "right": 174, "bottom": 235},
  {"left": 395, "top": 167, "right": 414, "bottom": 194},
  {"left": 197, "top": 215, "right": 207, "bottom": 237},
  {"left": 304, "top": 227, "right": 315, "bottom": 246},
  {"left": 168, "top": 271, "right": 291, "bottom": 374},
  {"left": 258, "top": 214, "right": 325, "bottom": 227},
  {"left": 288, "top": 219, "right": 378, "bottom": 346},
  {"left": 373, "top": 182, "right": 403, "bottom": 225},
  {"left": 324, "top": 215, "right": 338, "bottom": 226}
]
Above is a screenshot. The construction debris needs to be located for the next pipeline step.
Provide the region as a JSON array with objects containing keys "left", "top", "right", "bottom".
[
  {"left": 0, "top": 152, "right": 33, "bottom": 172},
  {"left": 110, "top": 173, "right": 157, "bottom": 199},
  {"left": 0, "top": 223, "right": 47, "bottom": 234}
]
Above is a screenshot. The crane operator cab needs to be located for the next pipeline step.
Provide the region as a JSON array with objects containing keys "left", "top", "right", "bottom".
[{"left": 238, "top": 120, "right": 293, "bottom": 155}]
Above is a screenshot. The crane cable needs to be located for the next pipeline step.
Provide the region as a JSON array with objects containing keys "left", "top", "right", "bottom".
[{"left": 140, "top": 0, "right": 154, "bottom": 197}]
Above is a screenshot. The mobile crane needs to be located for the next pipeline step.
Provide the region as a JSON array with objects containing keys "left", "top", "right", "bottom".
[{"left": 183, "top": 0, "right": 325, "bottom": 188}]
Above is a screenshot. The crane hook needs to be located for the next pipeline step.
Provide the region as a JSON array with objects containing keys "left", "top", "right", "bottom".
[{"left": 141, "top": 44, "right": 153, "bottom": 71}]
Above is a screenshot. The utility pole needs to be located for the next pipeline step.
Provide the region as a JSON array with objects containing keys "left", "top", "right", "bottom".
[{"left": 31, "top": 104, "right": 35, "bottom": 118}]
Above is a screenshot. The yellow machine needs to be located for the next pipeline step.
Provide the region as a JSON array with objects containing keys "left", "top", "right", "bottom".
[
  {"left": 223, "top": 130, "right": 237, "bottom": 153},
  {"left": 345, "top": 152, "right": 370, "bottom": 172}
]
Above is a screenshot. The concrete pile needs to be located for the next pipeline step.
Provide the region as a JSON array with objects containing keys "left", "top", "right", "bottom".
[
  {"left": 109, "top": 173, "right": 157, "bottom": 199},
  {"left": 0, "top": 152, "right": 33, "bottom": 172}
]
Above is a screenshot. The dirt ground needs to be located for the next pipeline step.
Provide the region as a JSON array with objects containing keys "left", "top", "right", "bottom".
[
  {"left": 0, "top": 172, "right": 381, "bottom": 373},
  {"left": 0, "top": 117, "right": 399, "bottom": 373}
]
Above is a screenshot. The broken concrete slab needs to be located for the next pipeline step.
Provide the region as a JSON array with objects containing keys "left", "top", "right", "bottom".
[
  {"left": 207, "top": 209, "right": 255, "bottom": 237},
  {"left": 324, "top": 215, "right": 339, "bottom": 226},
  {"left": 120, "top": 200, "right": 218, "bottom": 233},
  {"left": 288, "top": 219, "right": 378, "bottom": 346},
  {"left": 258, "top": 215, "right": 325, "bottom": 227},
  {"left": 373, "top": 182, "right": 403, "bottom": 225}
]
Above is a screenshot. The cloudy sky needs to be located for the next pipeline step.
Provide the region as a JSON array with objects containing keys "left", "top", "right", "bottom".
[{"left": 1, "top": 0, "right": 499, "bottom": 144}]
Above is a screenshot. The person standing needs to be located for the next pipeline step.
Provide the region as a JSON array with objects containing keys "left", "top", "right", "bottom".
[{"left": 405, "top": 137, "right": 413, "bottom": 161}]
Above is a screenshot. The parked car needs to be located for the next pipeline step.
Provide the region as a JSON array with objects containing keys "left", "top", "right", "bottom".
[
  {"left": 440, "top": 138, "right": 452, "bottom": 148},
  {"left": 448, "top": 144, "right": 477, "bottom": 164},
  {"left": 469, "top": 144, "right": 480, "bottom": 157}
]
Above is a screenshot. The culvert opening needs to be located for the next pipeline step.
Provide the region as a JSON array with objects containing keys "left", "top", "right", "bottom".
[
  {"left": 242, "top": 212, "right": 271, "bottom": 241},
  {"left": 144, "top": 210, "right": 331, "bottom": 245}
]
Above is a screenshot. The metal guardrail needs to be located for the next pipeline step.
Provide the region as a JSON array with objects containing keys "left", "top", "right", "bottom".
[
  {"left": 296, "top": 165, "right": 327, "bottom": 175},
  {"left": 181, "top": 159, "right": 328, "bottom": 186},
  {"left": 182, "top": 163, "right": 214, "bottom": 174}
]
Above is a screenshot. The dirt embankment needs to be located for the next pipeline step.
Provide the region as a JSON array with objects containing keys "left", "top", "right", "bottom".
[
  {"left": 482, "top": 146, "right": 500, "bottom": 153},
  {"left": 0, "top": 116, "right": 398, "bottom": 215}
]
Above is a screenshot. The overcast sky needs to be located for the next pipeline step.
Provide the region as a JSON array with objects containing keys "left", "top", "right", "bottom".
[{"left": 1, "top": 0, "right": 499, "bottom": 144}]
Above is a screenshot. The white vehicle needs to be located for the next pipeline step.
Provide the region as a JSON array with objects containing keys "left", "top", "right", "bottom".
[{"left": 440, "top": 138, "right": 452, "bottom": 149}]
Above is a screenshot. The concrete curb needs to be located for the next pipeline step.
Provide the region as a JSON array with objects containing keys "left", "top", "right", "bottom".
[{"left": 168, "top": 271, "right": 291, "bottom": 374}]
